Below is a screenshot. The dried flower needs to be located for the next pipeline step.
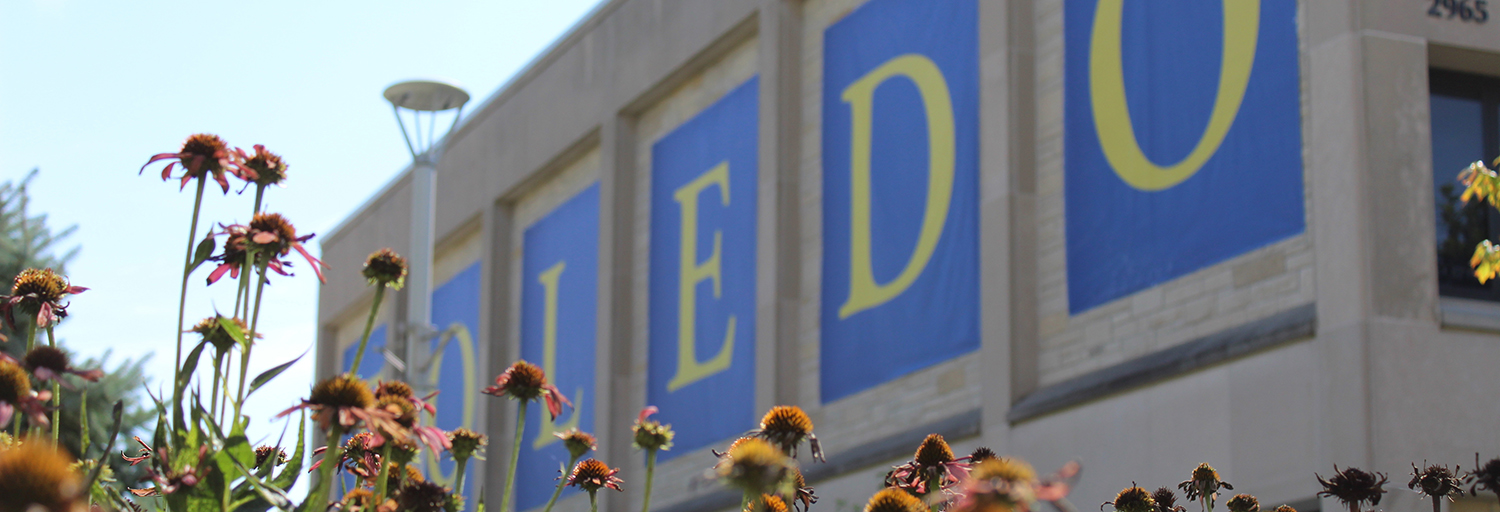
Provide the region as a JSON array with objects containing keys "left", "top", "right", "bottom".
[
  {"left": 0, "top": 439, "right": 84, "bottom": 512},
  {"left": 1104, "top": 485, "right": 1156, "bottom": 512},
  {"left": 716, "top": 437, "right": 792, "bottom": 496},
  {"left": 254, "top": 445, "right": 289, "bottom": 470},
  {"left": 1225, "top": 494, "right": 1258, "bottom": 512},
  {"left": 567, "top": 459, "right": 624, "bottom": 493},
  {"left": 791, "top": 467, "right": 819, "bottom": 512},
  {"left": 375, "top": 380, "right": 413, "bottom": 399},
  {"left": 1179, "top": 463, "right": 1234, "bottom": 511},
  {"left": 187, "top": 315, "right": 256, "bottom": 353},
  {"left": 749, "top": 405, "right": 824, "bottom": 462},
  {"left": 1, "top": 268, "right": 86, "bottom": 329},
  {"left": 1466, "top": 455, "right": 1500, "bottom": 500},
  {"left": 277, "top": 375, "right": 402, "bottom": 434},
  {"left": 556, "top": 428, "right": 596, "bottom": 460},
  {"left": 397, "top": 479, "right": 461, "bottom": 512},
  {"left": 249, "top": 212, "right": 327, "bottom": 282},
  {"left": 0, "top": 359, "right": 49, "bottom": 427},
  {"left": 445, "top": 428, "right": 486, "bottom": 463},
  {"left": 1153, "top": 488, "right": 1185, "bottom": 512},
  {"left": 1410, "top": 462, "right": 1464, "bottom": 501},
  {"left": 970, "top": 447, "right": 998, "bottom": 463},
  {"left": 482, "top": 360, "right": 571, "bottom": 420},
  {"left": 1272, "top": 506, "right": 1295, "bottom": 512},
  {"left": 123, "top": 438, "right": 212, "bottom": 497},
  {"left": 363, "top": 249, "right": 408, "bottom": 290},
  {"left": 866, "top": 488, "right": 926, "bottom": 512},
  {"left": 633, "top": 406, "right": 675, "bottom": 452},
  {"left": 23, "top": 346, "right": 104, "bottom": 388},
  {"left": 1316, "top": 466, "right": 1387, "bottom": 511},
  {"left": 886, "top": 433, "right": 971, "bottom": 499},
  {"left": 955, "top": 458, "right": 1041, "bottom": 512},
  {"left": 140, "top": 133, "right": 244, "bottom": 193},
  {"left": 237, "top": 144, "right": 288, "bottom": 188}
]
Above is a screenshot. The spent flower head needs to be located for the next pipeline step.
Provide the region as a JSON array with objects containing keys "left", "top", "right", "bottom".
[
  {"left": 717, "top": 437, "right": 793, "bottom": 496},
  {"left": 866, "top": 488, "right": 927, "bottom": 512},
  {"left": 1316, "top": 466, "right": 1388, "bottom": 511},
  {"left": 1410, "top": 462, "right": 1464, "bottom": 501},
  {"left": 364, "top": 248, "right": 408, "bottom": 290},
  {"left": 751, "top": 405, "right": 824, "bottom": 462},
  {"left": 277, "top": 374, "right": 402, "bottom": 434},
  {"left": 0, "top": 359, "right": 49, "bottom": 426},
  {"left": 482, "top": 360, "right": 571, "bottom": 420},
  {"left": 749, "top": 495, "right": 791, "bottom": 512},
  {"left": 1272, "top": 506, "right": 1296, "bottom": 512},
  {"left": 633, "top": 406, "right": 674, "bottom": 452},
  {"left": 1104, "top": 485, "right": 1156, "bottom": 512},
  {"left": 556, "top": 428, "right": 597, "bottom": 460},
  {"left": 248, "top": 212, "right": 326, "bottom": 282},
  {"left": 397, "top": 479, "right": 462, "bottom": 512},
  {"left": 140, "top": 133, "right": 244, "bottom": 193},
  {"left": 1225, "top": 495, "right": 1258, "bottom": 512},
  {"left": 567, "top": 458, "right": 624, "bottom": 493},
  {"left": 254, "top": 445, "right": 289, "bottom": 470},
  {"left": 1152, "top": 488, "right": 1185, "bottom": 512},
  {"left": 187, "top": 315, "right": 255, "bottom": 353},
  {"left": 970, "top": 447, "right": 999, "bottom": 463},
  {"left": 450, "top": 428, "right": 488, "bottom": 462},
  {"left": 1, "top": 268, "right": 85, "bottom": 329},
  {"left": 1466, "top": 455, "right": 1500, "bottom": 500},
  {"left": 237, "top": 144, "right": 289, "bottom": 188},
  {"left": 886, "top": 433, "right": 972, "bottom": 499},
  {"left": 1179, "top": 463, "right": 1234, "bottom": 509},
  {"left": 23, "top": 345, "right": 103, "bottom": 388}
]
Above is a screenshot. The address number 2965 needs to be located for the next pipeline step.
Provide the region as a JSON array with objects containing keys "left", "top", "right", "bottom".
[{"left": 1430, "top": 0, "right": 1491, "bottom": 23}]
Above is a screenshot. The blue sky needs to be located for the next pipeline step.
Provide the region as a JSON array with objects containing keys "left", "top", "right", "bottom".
[{"left": 0, "top": 0, "right": 606, "bottom": 470}]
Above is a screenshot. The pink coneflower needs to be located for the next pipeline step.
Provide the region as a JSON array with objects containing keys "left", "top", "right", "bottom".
[
  {"left": 482, "top": 360, "right": 570, "bottom": 420},
  {"left": 139, "top": 133, "right": 245, "bottom": 193},
  {"left": 0, "top": 268, "right": 85, "bottom": 329}
]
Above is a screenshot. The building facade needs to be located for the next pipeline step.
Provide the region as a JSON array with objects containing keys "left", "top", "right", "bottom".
[{"left": 315, "top": 1, "right": 1500, "bottom": 512}]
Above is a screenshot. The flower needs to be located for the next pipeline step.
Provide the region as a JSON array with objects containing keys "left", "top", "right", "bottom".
[
  {"left": 1152, "top": 488, "right": 1186, "bottom": 512},
  {"left": 1104, "top": 485, "right": 1156, "bottom": 512},
  {"left": 716, "top": 437, "right": 792, "bottom": 496},
  {"left": 1179, "top": 463, "right": 1234, "bottom": 510},
  {"left": 123, "top": 438, "right": 212, "bottom": 497},
  {"left": 397, "top": 479, "right": 461, "bottom": 512},
  {"left": 341, "top": 489, "right": 379, "bottom": 511},
  {"left": 633, "top": 406, "right": 675, "bottom": 452},
  {"left": 556, "top": 428, "right": 596, "bottom": 460},
  {"left": 790, "top": 467, "right": 819, "bottom": 512},
  {"left": 0, "top": 268, "right": 86, "bottom": 329},
  {"left": 970, "top": 447, "right": 998, "bottom": 463},
  {"left": 139, "top": 133, "right": 243, "bottom": 193},
  {"left": 249, "top": 212, "right": 326, "bottom": 283},
  {"left": 363, "top": 249, "right": 408, "bottom": 290},
  {"left": 482, "top": 360, "right": 570, "bottom": 420},
  {"left": 0, "top": 438, "right": 84, "bottom": 512},
  {"left": 0, "top": 359, "right": 50, "bottom": 427},
  {"left": 953, "top": 458, "right": 1038, "bottom": 512},
  {"left": 1409, "top": 462, "right": 1464, "bottom": 501},
  {"left": 311, "top": 432, "right": 380, "bottom": 477},
  {"left": 236, "top": 144, "right": 288, "bottom": 188},
  {"left": 1225, "top": 494, "right": 1258, "bottom": 512},
  {"left": 1272, "top": 506, "right": 1296, "bottom": 512},
  {"left": 866, "top": 488, "right": 926, "bottom": 512},
  {"left": 566, "top": 459, "right": 624, "bottom": 493},
  {"left": 886, "top": 433, "right": 971, "bottom": 498},
  {"left": 276, "top": 375, "right": 402, "bottom": 434},
  {"left": 370, "top": 462, "right": 425, "bottom": 492},
  {"left": 1315, "top": 466, "right": 1387, "bottom": 511},
  {"left": 186, "top": 315, "right": 257, "bottom": 353},
  {"left": 749, "top": 405, "right": 824, "bottom": 462},
  {"left": 1466, "top": 454, "right": 1500, "bottom": 499},
  {"left": 749, "top": 494, "right": 791, "bottom": 512},
  {"left": 451, "top": 428, "right": 489, "bottom": 462},
  {"left": 23, "top": 346, "right": 104, "bottom": 388},
  {"left": 255, "top": 445, "right": 289, "bottom": 470}
]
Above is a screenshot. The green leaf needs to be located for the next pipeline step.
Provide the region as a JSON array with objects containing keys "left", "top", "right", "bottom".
[
  {"left": 270, "top": 412, "right": 307, "bottom": 490},
  {"left": 215, "top": 315, "right": 248, "bottom": 349},
  {"left": 191, "top": 233, "right": 216, "bottom": 271},
  {"left": 174, "top": 340, "right": 208, "bottom": 432},
  {"left": 249, "top": 351, "right": 306, "bottom": 398},
  {"left": 84, "top": 401, "right": 123, "bottom": 489}
]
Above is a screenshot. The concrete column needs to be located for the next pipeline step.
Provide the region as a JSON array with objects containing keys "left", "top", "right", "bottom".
[
  {"left": 479, "top": 198, "right": 515, "bottom": 504},
  {"left": 600, "top": 115, "right": 639, "bottom": 512},
  {"left": 758, "top": 0, "right": 804, "bottom": 412}
]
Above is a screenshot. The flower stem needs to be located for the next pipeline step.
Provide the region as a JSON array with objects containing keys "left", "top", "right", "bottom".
[
  {"left": 642, "top": 450, "right": 657, "bottom": 512},
  {"left": 348, "top": 286, "right": 386, "bottom": 376},
  {"left": 173, "top": 178, "right": 208, "bottom": 422},
  {"left": 501, "top": 402, "right": 529, "bottom": 512},
  {"left": 541, "top": 455, "right": 580, "bottom": 512},
  {"left": 210, "top": 350, "right": 223, "bottom": 419},
  {"left": 232, "top": 260, "right": 270, "bottom": 420},
  {"left": 374, "top": 443, "right": 395, "bottom": 503},
  {"left": 1432, "top": 496, "right": 1442, "bottom": 512},
  {"left": 456, "top": 455, "right": 474, "bottom": 497},
  {"left": 590, "top": 490, "right": 599, "bottom": 512},
  {"left": 307, "top": 426, "right": 344, "bottom": 510},
  {"left": 46, "top": 326, "right": 58, "bottom": 441}
]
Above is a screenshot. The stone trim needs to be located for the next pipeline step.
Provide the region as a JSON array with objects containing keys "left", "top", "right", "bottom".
[{"left": 1008, "top": 304, "right": 1316, "bottom": 423}]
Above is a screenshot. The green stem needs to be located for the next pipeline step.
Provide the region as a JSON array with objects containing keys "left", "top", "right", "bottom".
[
  {"left": 348, "top": 286, "right": 386, "bottom": 376},
  {"left": 642, "top": 450, "right": 657, "bottom": 512},
  {"left": 541, "top": 455, "right": 580, "bottom": 512},
  {"left": 501, "top": 402, "right": 528, "bottom": 512},
  {"left": 590, "top": 490, "right": 599, "bottom": 512},
  {"left": 1433, "top": 496, "right": 1442, "bottom": 512},
  {"left": 307, "top": 426, "right": 344, "bottom": 510},
  {"left": 455, "top": 455, "right": 473, "bottom": 497},
  {"left": 232, "top": 260, "right": 269, "bottom": 420},
  {"left": 209, "top": 350, "right": 223, "bottom": 420},
  {"left": 172, "top": 178, "right": 207, "bottom": 425},
  {"left": 11, "top": 323, "right": 32, "bottom": 435},
  {"left": 374, "top": 444, "right": 395, "bottom": 503},
  {"left": 233, "top": 187, "right": 264, "bottom": 318},
  {"left": 46, "top": 326, "right": 58, "bottom": 441}
]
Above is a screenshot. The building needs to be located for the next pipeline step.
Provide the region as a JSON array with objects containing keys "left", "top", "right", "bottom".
[{"left": 314, "top": 1, "right": 1500, "bottom": 511}]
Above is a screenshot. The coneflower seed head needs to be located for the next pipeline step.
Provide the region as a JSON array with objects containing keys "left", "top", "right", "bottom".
[
  {"left": 568, "top": 459, "right": 620, "bottom": 492},
  {"left": 1152, "top": 488, "right": 1180, "bottom": 512},
  {"left": 970, "top": 447, "right": 998, "bottom": 463},
  {"left": 450, "top": 428, "right": 488, "bottom": 461},
  {"left": 752, "top": 495, "right": 790, "bottom": 512},
  {"left": 0, "top": 361, "right": 32, "bottom": 403},
  {"left": 250, "top": 213, "right": 298, "bottom": 252},
  {"left": 375, "top": 380, "right": 413, "bottom": 400},
  {"left": 0, "top": 439, "right": 83, "bottom": 512},
  {"left": 363, "top": 249, "right": 408, "bottom": 289},
  {"left": 1226, "top": 494, "right": 1258, "bottom": 512},
  {"left": 971, "top": 457, "right": 1037, "bottom": 483},
  {"left": 397, "top": 480, "right": 456, "bottom": 512},
  {"left": 309, "top": 375, "right": 374, "bottom": 409},
  {"left": 1108, "top": 486, "right": 1156, "bottom": 512},
  {"left": 915, "top": 433, "right": 954, "bottom": 467},
  {"left": 243, "top": 146, "right": 288, "bottom": 187},
  {"left": 720, "top": 438, "right": 791, "bottom": 495},
  {"left": 866, "top": 488, "right": 926, "bottom": 512},
  {"left": 557, "top": 429, "right": 595, "bottom": 459},
  {"left": 1272, "top": 506, "right": 1296, "bottom": 512},
  {"left": 190, "top": 316, "right": 248, "bottom": 352},
  {"left": 181, "top": 134, "right": 230, "bottom": 174}
]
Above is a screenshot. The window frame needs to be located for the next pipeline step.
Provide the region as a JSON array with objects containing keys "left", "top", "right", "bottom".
[{"left": 1431, "top": 68, "right": 1500, "bottom": 302}]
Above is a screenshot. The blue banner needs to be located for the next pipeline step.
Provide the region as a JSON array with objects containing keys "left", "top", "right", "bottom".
[
  {"left": 1064, "top": 0, "right": 1305, "bottom": 313},
  {"left": 426, "top": 262, "right": 482, "bottom": 503},
  {"left": 517, "top": 183, "right": 600, "bottom": 511},
  {"left": 821, "top": 0, "right": 980, "bottom": 403},
  {"left": 648, "top": 77, "right": 758, "bottom": 461}
]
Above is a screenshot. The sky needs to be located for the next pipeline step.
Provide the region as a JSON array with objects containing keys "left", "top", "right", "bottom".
[{"left": 0, "top": 0, "right": 606, "bottom": 476}]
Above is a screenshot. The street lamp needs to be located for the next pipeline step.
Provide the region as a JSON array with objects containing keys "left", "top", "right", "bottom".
[{"left": 383, "top": 79, "right": 469, "bottom": 396}]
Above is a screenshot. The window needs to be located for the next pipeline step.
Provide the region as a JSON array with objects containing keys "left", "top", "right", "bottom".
[{"left": 1432, "top": 69, "right": 1500, "bottom": 300}]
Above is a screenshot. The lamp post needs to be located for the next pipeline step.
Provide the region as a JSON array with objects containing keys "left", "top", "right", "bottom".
[{"left": 383, "top": 79, "right": 469, "bottom": 399}]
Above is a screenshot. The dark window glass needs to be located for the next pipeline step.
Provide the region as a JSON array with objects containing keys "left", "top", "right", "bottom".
[{"left": 1432, "top": 69, "right": 1500, "bottom": 300}]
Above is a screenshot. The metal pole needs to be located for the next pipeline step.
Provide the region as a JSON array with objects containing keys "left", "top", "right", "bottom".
[{"left": 406, "top": 158, "right": 437, "bottom": 397}]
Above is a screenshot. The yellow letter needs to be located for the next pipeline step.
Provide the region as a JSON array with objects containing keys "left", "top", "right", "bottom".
[
  {"left": 1089, "top": 0, "right": 1259, "bottom": 191},
  {"left": 666, "top": 162, "right": 736, "bottom": 392},
  {"left": 838, "top": 54, "right": 956, "bottom": 319},
  {"left": 533, "top": 261, "right": 582, "bottom": 448}
]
